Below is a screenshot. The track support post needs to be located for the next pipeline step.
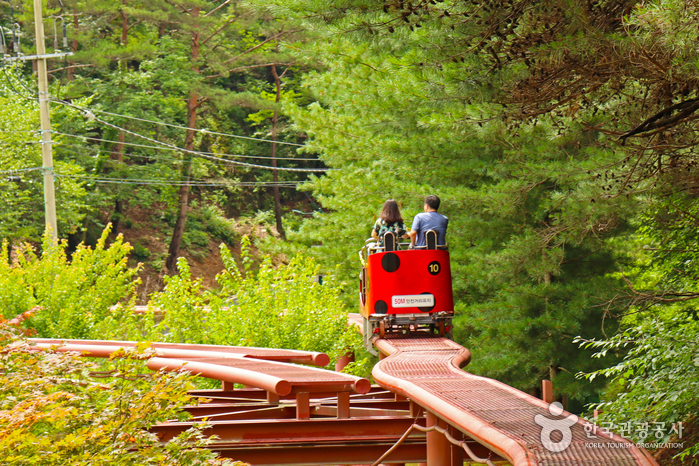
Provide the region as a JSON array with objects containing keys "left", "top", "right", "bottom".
[
  {"left": 542, "top": 379, "right": 553, "bottom": 403},
  {"left": 296, "top": 392, "right": 310, "bottom": 420},
  {"left": 337, "top": 391, "right": 350, "bottom": 419},
  {"left": 426, "top": 411, "right": 450, "bottom": 466}
]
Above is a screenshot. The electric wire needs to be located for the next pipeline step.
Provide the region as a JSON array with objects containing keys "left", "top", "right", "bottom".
[
  {"left": 51, "top": 99, "right": 305, "bottom": 147},
  {"left": 1, "top": 67, "right": 314, "bottom": 163},
  {"left": 54, "top": 101, "right": 330, "bottom": 173},
  {"left": 57, "top": 145, "right": 310, "bottom": 186},
  {"left": 55, "top": 173, "right": 300, "bottom": 188},
  {"left": 0, "top": 166, "right": 44, "bottom": 176},
  {"left": 1, "top": 64, "right": 36, "bottom": 101},
  {"left": 54, "top": 132, "right": 320, "bottom": 161},
  {"left": 53, "top": 145, "right": 306, "bottom": 188},
  {"left": 59, "top": 142, "right": 182, "bottom": 163},
  {"left": 1, "top": 62, "right": 323, "bottom": 187},
  {"left": 2, "top": 65, "right": 325, "bottom": 171}
]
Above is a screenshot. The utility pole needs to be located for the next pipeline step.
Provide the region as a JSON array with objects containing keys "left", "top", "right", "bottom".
[{"left": 33, "top": 0, "right": 58, "bottom": 239}]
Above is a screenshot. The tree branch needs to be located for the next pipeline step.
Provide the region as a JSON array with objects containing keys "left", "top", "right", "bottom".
[
  {"left": 47, "top": 64, "right": 94, "bottom": 74},
  {"left": 201, "top": 18, "right": 235, "bottom": 46},
  {"left": 205, "top": 62, "right": 292, "bottom": 79}
]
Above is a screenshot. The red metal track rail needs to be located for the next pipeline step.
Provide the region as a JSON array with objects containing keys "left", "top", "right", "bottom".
[
  {"left": 372, "top": 333, "right": 659, "bottom": 466},
  {"left": 31, "top": 338, "right": 330, "bottom": 366},
  {"left": 27, "top": 332, "right": 661, "bottom": 465}
]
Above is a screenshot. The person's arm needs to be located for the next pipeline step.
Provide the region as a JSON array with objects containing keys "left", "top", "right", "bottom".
[
  {"left": 408, "top": 215, "right": 421, "bottom": 246},
  {"left": 371, "top": 219, "right": 381, "bottom": 241}
]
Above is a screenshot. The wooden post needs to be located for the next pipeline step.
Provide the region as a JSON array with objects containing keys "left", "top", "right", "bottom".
[
  {"left": 33, "top": 0, "right": 58, "bottom": 238},
  {"left": 335, "top": 351, "right": 355, "bottom": 372}
]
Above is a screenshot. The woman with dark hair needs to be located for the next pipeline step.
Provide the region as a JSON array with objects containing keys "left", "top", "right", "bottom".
[{"left": 371, "top": 199, "right": 409, "bottom": 245}]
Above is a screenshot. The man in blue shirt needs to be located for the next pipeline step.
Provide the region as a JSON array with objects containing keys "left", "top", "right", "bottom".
[{"left": 408, "top": 195, "right": 449, "bottom": 248}]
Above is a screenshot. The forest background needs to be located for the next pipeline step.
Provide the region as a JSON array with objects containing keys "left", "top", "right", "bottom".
[{"left": 0, "top": 0, "right": 698, "bottom": 463}]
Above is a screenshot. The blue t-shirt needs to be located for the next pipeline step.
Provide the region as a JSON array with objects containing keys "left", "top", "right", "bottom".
[{"left": 411, "top": 211, "right": 448, "bottom": 247}]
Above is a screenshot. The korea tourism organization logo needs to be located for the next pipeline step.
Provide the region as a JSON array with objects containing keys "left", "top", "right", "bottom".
[
  {"left": 534, "top": 402, "right": 578, "bottom": 452},
  {"left": 534, "top": 402, "right": 685, "bottom": 453}
]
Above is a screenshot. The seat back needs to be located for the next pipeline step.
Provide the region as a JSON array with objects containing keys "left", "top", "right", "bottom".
[
  {"left": 426, "top": 230, "right": 438, "bottom": 250},
  {"left": 384, "top": 232, "right": 396, "bottom": 252}
]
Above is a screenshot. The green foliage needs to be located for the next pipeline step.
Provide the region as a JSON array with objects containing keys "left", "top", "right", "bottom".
[
  {"left": 132, "top": 242, "right": 152, "bottom": 260},
  {"left": 0, "top": 70, "right": 91, "bottom": 241},
  {"left": 0, "top": 226, "right": 141, "bottom": 339},
  {"left": 246, "top": 0, "right": 636, "bottom": 401},
  {"left": 0, "top": 322, "right": 242, "bottom": 465},
  {"left": 576, "top": 313, "right": 699, "bottom": 459},
  {"left": 142, "top": 236, "right": 367, "bottom": 370},
  {"left": 574, "top": 190, "right": 699, "bottom": 459},
  {"left": 201, "top": 204, "right": 239, "bottom": 245}
]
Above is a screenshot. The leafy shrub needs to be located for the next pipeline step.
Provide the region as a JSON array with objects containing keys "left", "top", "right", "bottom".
[
  {"left": 182, "top": 229, "right": 211, "bottom": 250},
  {"left": 0, "top": 320, "right": 244, "bottom": 466},
  {"left": 201, "top": 205, "right": 238, "bottom": 244},
  {"left": 142, "top": 236, "right": 368, "bottom": 373},
  {"left": 0, "top": 226, "right": 141, "bottom": 339},
  {"left": 132, "top": 242, "right": 152, "bottom": 260},
  {"left": 577, "top": 312, "right": 699, "bottom": 460}
]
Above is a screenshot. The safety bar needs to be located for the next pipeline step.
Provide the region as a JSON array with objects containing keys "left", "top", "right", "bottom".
[{"left": 361, "top": 240, "right": 447, "bottom": 255}]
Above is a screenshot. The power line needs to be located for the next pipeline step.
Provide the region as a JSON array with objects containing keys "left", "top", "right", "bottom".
[
  {"left": 56, "top": 173, "right": 300, "bottom": 187},
  {"left": 59, "top": 142, "right": 181, "bottom": 164},
  {"left": 63, "top": 105, "right": 331, "bottom": 173},
  {"left": 0, "top": 167, "right": 44, "bottom": 176},
  {"left": 51, "top": 99, "right": 306, "bottom": 147},
  {"left": 0, "top": 64, "right": 37, "bottom": 101},
  {"left": 54, "top": 132, "right": 320, "bottom": 161},
  {"left": 55, "top": 145, "right": 308, "bottom": 188}
]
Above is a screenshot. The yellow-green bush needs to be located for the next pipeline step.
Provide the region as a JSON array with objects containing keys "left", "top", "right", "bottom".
[
  {"left": 0, "top": 321, "right": 244, "bottom": 466},
  {"left": 0, "top": 226, "right": 141, "bottom": 339}
]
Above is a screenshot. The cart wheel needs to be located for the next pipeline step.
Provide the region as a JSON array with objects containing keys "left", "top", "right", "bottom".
[
  {"left": 379, "top": 320, "right": 386, "bottom": 338},
  {"left": 438, "top": 320, "right": 445, "bottom": 337}
]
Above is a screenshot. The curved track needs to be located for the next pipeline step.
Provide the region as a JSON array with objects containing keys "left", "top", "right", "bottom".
[
  {"left": 28, "top": 333, "right": 660, "bottom": 465},
  {"left": 373, "top": 333, "right": 659, "bottom": 466}
]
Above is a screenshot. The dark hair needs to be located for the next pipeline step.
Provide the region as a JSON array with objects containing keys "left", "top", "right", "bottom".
[
  {"left": 380, "top": 199, "right": 403, "bottom": 224},
  {"left": 424, "top": 195, "right": 440, "bottom": 210}
]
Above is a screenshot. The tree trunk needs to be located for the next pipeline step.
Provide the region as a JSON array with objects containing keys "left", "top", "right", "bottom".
[
  {"left": 67, "top": 15, "right": 78, "bottom": 81},
  {"left": 111, "top": 130, "right": 126, "bottom": 232},
  {"left": 270, "top": 64, "right": 286, "bottom": 239},
  {"left": 120, "top": 2, "right": 128, "bottom": 70},
  {"left": 111, "top": 5, "right": 128, "bottom": 233},
  {"left": 165, "top": 7, "right": 200, "bottom": 274}
]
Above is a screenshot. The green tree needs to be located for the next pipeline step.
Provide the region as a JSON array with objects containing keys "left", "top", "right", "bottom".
[
  {"left": 576, "top": 190, "right": 699, "bottom": 460},
  {"left": 0, "top": 73, "right": 90, "bottom": 244},
  {"left": 246, "top": 0, "right": 638, "bottom": 403},
  {"left": 48, "top": 0, "right": 316, "bottom": 265}
]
